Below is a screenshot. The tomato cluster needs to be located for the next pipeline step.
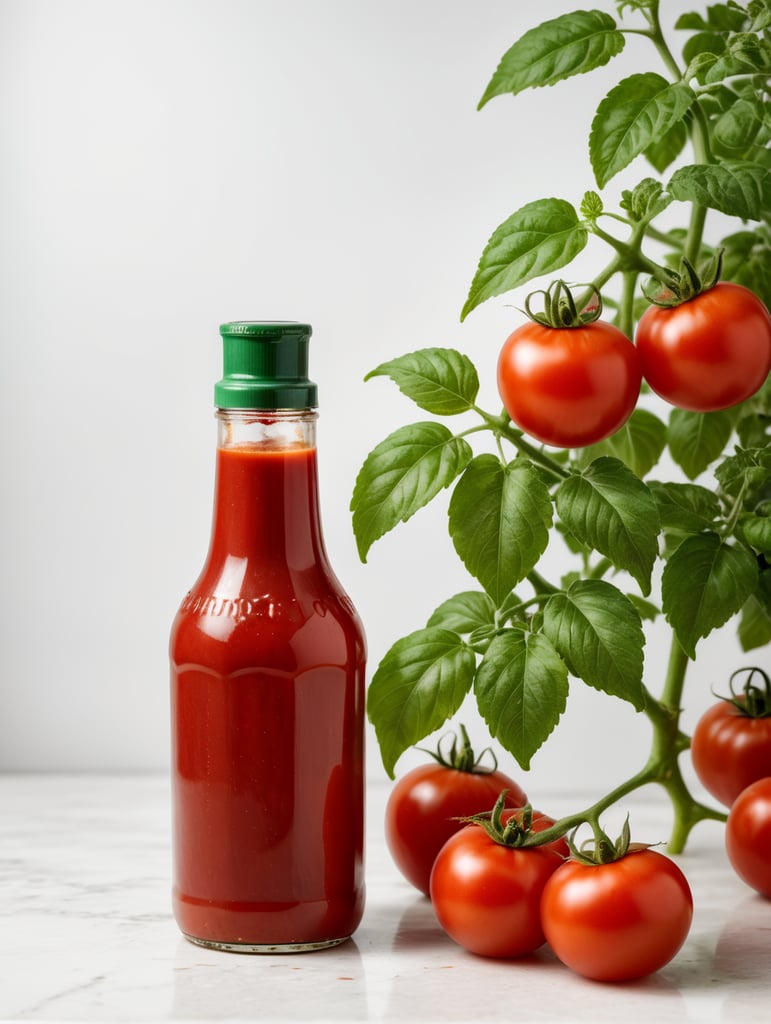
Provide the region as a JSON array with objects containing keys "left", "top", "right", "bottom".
[
  {"left": 497, "top": 283, "right": 771, "bottom": 449},
  {"left": 691, "top": 668, "right": 771, "bottom": 808},
  {"left": 386, "top": 746, "right": 693, "bottom": 982},
  {"left": 428, "top": 810, "right": 693, "bottom": 981},
  {"left": 386, "top": 688, "right": 771, "bottom": 982},
  {"left": 690, "top": 668, "right": 771, "bottom": 900},
  {"left": 385, "top": 756, "right": 526, "bottom": 897}
]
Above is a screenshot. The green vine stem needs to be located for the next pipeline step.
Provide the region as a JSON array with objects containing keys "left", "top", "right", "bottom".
[
  {"left": 527, "top": 634, "right": 726, "bottom": 854},
  {"left": 473, "top": 407, "right": 571, "bottom": 480},
  {"left": 642, "top": 0, "right": 712, "bottom": 264}
]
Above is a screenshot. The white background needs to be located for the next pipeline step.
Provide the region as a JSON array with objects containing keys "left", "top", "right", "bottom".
[{"left": 0, "top": 1, "right": 756, "bottom": 797}]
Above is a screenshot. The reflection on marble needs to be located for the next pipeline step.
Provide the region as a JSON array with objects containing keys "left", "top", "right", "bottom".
[{"left": 0, "top": 774, "right": 769, "bottom": 1022}]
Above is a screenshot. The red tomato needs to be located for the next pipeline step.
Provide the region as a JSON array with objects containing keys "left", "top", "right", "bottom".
[
  {"left": 540, "top": 850, "right": 693, "bottom": 982},
  {"left": 691, "top": 697, "right": 771, "bottom": 808},
  {"left": 635, "top": 283, "right": 771, "bottom": 412},
  {"left": 385, "top": 764, "right": 527, "bottom": 896},
  {"left": 429, "top": 824, "right": 562, "bottom": 957},
  {"left": 496, "top": 320, "right": 641, "bottom": 448},
  {"left": 725, "top": 778, "right": 771, "bottom": 898}
]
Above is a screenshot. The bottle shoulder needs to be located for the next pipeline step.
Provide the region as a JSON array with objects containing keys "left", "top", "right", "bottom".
[{"left": 170, "top": 575, "right": 364, "bottom": 666}]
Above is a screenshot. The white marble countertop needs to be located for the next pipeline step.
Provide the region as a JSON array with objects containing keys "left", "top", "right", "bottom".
[{"left": 1, "top": 774, "right": 769, "bottom": 1023}]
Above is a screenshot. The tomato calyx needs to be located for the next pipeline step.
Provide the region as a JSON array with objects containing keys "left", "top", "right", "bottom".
[
  {"left": 642, "top": 248, "right": 724, "bottom": 308},
  {"left": 524, "top": 279, "right": 604, "bottom": 328},
  {"left": 459, "top": 790, "right": 541, "bottom": 848},
  {"left": 565, "top": 817, "right": 652, "bottom": 866},
  {"left": 416, "top": 722, "right": 500, "bottom": 774},
  {"left": 714, "top": 666, "right": 771, "bottom": 719}
]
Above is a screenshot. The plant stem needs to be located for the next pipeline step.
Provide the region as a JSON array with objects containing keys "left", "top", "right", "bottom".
[
  {"left": 523, "top": 765, "right": 658, "bottom": 849},
  {"left": 591, "top": 222, "right": 673, "bottom": 282},
  {"left": 526, "top": 634, "right": 726, "bottom": 854},
  {"left": 474, "top": 407, "right": 571, "bottom": 480},
  {"left": 644, "top": 1, "right": 683, "bottom": 82},
  {"left": 618, "top": 270, "right": 639, "bottom": 340},
  {"left": 635, "top": 0, "right": 712, "bottom": 266}
]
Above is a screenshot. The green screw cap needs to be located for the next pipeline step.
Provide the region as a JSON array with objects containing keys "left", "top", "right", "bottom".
[{"left": 215, "top": 321, "right": 317, "bottom": 409}]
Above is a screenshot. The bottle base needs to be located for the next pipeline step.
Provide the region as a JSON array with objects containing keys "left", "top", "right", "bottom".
[{"left": 183, "top": 933, "right": 350, "bottom": 954}]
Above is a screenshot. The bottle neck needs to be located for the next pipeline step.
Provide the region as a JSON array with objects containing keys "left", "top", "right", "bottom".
[
  {"left": 208, "top": 408, "right": 325, "bottom": 570},
  {"left": 216, "top": 407, "right": 318, "bottom": 451}
]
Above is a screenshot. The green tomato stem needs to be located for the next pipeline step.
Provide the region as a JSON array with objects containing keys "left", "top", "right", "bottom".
[
  {"left": 618, "top": 271, "right": 639, "bottom": 341},
  {"left": 472, "top": 406, "right": 571, "bottom": 480},
  {"left": 643, "top": 0, "right": 712, "bottom": 266},
  {"left": 643, "top": 1, "right": 684, "bottom": 82},
  {"left": 526, "top": 636, "right": 726, "bottom": 854},
  {"left": 590, "top": 223, "right": 667, "bottom": 280}
]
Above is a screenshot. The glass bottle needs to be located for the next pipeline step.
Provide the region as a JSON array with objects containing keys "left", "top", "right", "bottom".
[{"left": 169, "top": 321, "right": 366, "bottom": 952}]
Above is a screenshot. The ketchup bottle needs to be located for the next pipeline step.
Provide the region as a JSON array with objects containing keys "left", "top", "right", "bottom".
[{"left": 170, "top": 321, "right": 366, "bottom": 952}]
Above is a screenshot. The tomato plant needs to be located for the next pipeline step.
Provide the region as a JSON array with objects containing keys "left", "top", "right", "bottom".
[
  {"left": 497, "top": 314, "right": 642, "bottom": 449},
  {"left": 635, "top": 283, "right": 771, "bottom": 412},
  {"left": 429, "top": 797, "right": 563, "bottom": 958},
  {"left": 691, "top": 667, "right": 771, "bottom": 807},
  {"left": 541, "top": 840, "right": 693, "bottom": 982},
  {"left": 384, "top": 726, "right": 527, "bottom": 895},
  {"left": 725, "top": 777, "right": 771, "bottom": 898},
  {"left": 352, "top": 0, "right": 771, "bottom": 856}
]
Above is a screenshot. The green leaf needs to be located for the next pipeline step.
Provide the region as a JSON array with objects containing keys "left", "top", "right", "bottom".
[
  {"left": 580, "top": 190, "right": 604, "bottom": 219},
  {"left": 474, "top": 629, "right": 568, "bottom": 771},
  {"left": 351, "top": 422, "right": 472, "bottom": 560},
  {"left": 543, "top": 580, "right": 646, "bottom": 710},
  {"left": 365, "top": 348, "right": 480, "bottom": 416},
  {"left": 590, "top": 73, "right": 695, "bottom": 188},
  {"left": 427, "top": 591, "right": 496, "bottom": 634},
  {"left": 367, "top": 628, "right": 476, "bottom": 778},
  {"left": 741, "top": 514, "right": 771, "bottom": 554},
  {"left": 461, "top": 199, "right": 588, "bottom": 320},
  {"left": 627, "top": 594, "right": 661, "bottom": 622},
  {"left": 449, "top": 456, "right": 553, "bottom": 604},
  {"left": 705, "top": 3, "right": 751, "bottom": 31},
  {"left": 555, "top": 456, "right": 659, "bottom": 595},
  {"left": 678, "top": 5, "right": 748, "bottom": 32},
  {"left": 713, "top": 98, "right": 763, "bottom": 153},
  {"left": 478, "top": 9, "right": 625, "bottom": 108},
  {"left": 737, "top": 407, "right": 771, "bottom": 449},
  {"left": 668, "top": 407, "right": 735, "bottom": 479},
  {"left": 645, "top": 119, "right": 688, "bottom": 174},
  {"left": 702, "top": 33, "right": 768, "bottom": 84},
  {"left": 748, "top": 0, "right": 771, "bottom": 31},
  {"left": 714, "top": 445, "right": 771, "bottom": 499},
  {"left": 661, "top": 533, "right": 759, "bottom": 658},
  {"left": 721, "top": 228, "right": 771, "bottom": 308},
  {"left": 676, "top": 14, "right": 713, "bottom": 33},
  {"left": 668, "top": 162, "right": 769, "bottom": 221},
  {"left": 620, "top": 178, "right": 672, "bottom": 222},
  {"left": 648, "top": 480, "right": 722, "bottom": 533},
  {"left": 682, "top": 31, "right": 726, "bottom": 72},
  {"left": 739, "top": 568, "right": 771, "bottom": 651},
  {"left": 577, "top": 408, "right": 667, "bottom": 478}
]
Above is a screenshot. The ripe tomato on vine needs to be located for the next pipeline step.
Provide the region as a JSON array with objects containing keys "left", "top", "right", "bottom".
[
  {"left": 691, "top": 667, "right": 771, "bottom": 808},
  {"left": 384, "top": 727, "right": 527, "bottom": 896},
  {"left": 496, "top": 282, "right": 642, "bottom": 449},
  {"left": 635, "top": 282, "right": 771, "bottom": 412}
]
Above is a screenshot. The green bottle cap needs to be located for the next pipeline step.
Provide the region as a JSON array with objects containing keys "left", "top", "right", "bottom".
[{"left": 215, "top": 321, "right": 317, "bottom": 409}]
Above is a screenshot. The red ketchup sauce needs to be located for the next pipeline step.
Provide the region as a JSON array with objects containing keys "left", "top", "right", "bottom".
[{"left": 170, "top": 440, "right": 366, "bottom": 950}]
